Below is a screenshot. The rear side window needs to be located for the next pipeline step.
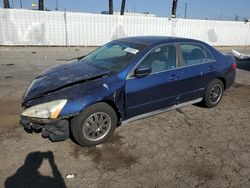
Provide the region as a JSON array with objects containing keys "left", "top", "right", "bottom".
[
  {"left": 180, "top": 44, "right": 214, "bottom": 66},
  {"left": 205, "top": 48, "right": 215, "bottom": 61}
]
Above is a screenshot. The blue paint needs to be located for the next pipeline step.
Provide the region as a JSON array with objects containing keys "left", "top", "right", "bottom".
[{"left": 22, "top": 36, "right": 236, "bottom": 122}]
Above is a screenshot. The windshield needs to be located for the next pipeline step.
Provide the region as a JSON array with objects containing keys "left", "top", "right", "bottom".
[{"left": 83, "top": 41, "right": 147, "bottom": 73}]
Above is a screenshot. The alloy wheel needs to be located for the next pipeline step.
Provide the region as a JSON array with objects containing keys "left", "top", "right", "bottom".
[{"left": 82, "top": 112, "right": 111, "bottom": 141}]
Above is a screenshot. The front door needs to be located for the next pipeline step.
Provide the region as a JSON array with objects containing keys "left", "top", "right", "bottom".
[{"left": 125, "top": 44, "right": 182, "bottom": 118}]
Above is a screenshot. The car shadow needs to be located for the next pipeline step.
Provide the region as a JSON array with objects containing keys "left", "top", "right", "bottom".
[{"left": 4, "top": 151, "right": 66, "bottom": 188}]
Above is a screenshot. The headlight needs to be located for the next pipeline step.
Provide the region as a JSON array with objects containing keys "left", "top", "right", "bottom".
[{"left": 22, "top": 99, "right": 67, "bottom": 119}]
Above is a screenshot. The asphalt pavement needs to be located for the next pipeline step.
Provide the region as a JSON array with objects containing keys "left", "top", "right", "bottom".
[{"left": 0, "top": 46, "right": 250, "bottom": 188}]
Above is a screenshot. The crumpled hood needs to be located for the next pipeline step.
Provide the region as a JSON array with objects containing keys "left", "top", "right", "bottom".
[{"left": 23, "top": 60, "right": 109, "bottom": 102}]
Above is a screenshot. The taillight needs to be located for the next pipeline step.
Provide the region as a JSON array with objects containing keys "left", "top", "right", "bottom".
[{"left": 231, "top": 63, "right": 237, "bottom": 69}]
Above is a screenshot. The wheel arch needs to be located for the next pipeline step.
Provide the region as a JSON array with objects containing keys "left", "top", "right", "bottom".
[
  {"left": 101, "top": 100, "right": 122, "bottom": 126},
  {"left": 76, "top": 99, "right": 123, "bottom": 127},
  {"left": 217, "top": 77, "right": 226, "bottom": 89}
]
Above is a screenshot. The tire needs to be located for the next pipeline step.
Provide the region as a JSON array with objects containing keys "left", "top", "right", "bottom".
[
  {"left": 201, "top": 79, "right": 224, "bottom": 108},
  {"left": 70, "top": 102, "right": 117, "bottom": 147}
]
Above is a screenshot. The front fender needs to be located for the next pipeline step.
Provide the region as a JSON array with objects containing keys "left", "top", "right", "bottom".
[
  {"left": 23, "top": 76, "right": 126, "bottom": 120},
  {"left": 57, "top": 78, "right": 125, "bottom": 120}
]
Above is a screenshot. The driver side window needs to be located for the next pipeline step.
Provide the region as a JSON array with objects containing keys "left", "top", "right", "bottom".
[{"left": 138, "top": 44, "right": 176, "bottom": 73}]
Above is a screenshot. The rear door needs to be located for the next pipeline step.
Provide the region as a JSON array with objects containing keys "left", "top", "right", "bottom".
[
  {"left": 125, "top": 44, "right": 183, "bottom": 118},
  {"left": 177, "top": 43, "right": 217, "bottom": 102}
]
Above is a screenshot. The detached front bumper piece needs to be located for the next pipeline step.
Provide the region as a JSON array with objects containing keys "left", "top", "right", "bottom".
[{"left": 20, "top": 116, "right": 69, "bottom": 142}]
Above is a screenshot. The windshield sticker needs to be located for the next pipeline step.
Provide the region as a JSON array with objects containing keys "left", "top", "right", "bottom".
[{"left": 124, "top": 47, "right": 139, "bottom": 55}]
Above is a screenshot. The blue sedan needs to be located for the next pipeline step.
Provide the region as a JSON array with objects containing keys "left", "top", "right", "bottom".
[{"left": 20, "top": 36, "right": 236, "bottom": 146}]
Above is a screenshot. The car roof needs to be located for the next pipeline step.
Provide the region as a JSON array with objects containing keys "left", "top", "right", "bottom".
[{"left": 117, "top": 36, "right": 202, "bottom": 46}]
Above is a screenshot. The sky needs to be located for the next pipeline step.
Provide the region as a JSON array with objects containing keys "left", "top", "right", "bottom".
[{"left": 1, "top": 0, "right": 250, "bottom": 21}]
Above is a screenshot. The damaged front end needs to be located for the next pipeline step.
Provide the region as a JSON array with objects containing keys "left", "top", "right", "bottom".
[
  {"left": 20, "top": 116, "right": 69, "bottom": 142},
  {"left": 20, "top": 99, "right": 70, "bottom": 141},
  {"left": 20, "top": 59, "right": 125, "bottom": 143}
]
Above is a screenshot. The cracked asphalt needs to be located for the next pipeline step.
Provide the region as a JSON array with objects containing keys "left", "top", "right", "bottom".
[{"left": 0, "top": 46, "right": 250, "bottom": 188}]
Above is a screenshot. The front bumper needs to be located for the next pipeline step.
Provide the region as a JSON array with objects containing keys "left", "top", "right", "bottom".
[{"left": 20, "top": 116, "right": 69, "bottom": 142}]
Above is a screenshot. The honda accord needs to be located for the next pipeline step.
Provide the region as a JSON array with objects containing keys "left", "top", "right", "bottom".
[{"left": 20, "top": 36, "right": 236, "bottom": 146}]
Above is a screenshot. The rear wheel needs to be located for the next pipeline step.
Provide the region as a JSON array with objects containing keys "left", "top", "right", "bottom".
[
  {"left": 202, "top": 79, "right": 224, "bottom": 108},
  {"left": 70, "top": 103, "right": 117, "bottom": 147}
]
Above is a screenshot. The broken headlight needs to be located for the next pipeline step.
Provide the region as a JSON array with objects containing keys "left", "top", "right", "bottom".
[{"left": 21, "top": 99, "right": 67, "bottom": 119}]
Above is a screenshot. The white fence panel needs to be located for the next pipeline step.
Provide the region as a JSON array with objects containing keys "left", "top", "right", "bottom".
[
  {"left": 66, "top": 13, "right": 113, "bottom": 46},
  {"left": 174, "top": 19, "right": 250, "bottom": 46},
  {"left": 0, "top": 9, "right": 249, "bottom": 46},
  {"left": 65, "top": 13, "right": 173, "bottom": 46},
  {"left": 0, "top": 9, "right": 66, "bottom": 45},
  {"left": 122, "top": 16, "right": 172, "bottom": 37}
]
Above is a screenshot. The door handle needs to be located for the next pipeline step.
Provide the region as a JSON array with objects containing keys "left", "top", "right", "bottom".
[
  {"left": 169, "top": 74, "right": 179, "bottom": 80},
  {"left": 208, "top": 65, "right": 216, "bottom": 71}
]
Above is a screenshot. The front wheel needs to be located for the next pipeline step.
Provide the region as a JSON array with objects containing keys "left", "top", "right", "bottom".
[
  {"left": 201, "top": 79, "right": 224, "bottom": 108},
  {"left": 70, "top": 103, "right": 117, "bottom": 147}
]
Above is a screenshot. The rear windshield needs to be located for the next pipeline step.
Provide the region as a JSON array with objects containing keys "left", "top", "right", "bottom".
[{"left": 83, "top": 41, "right": 147, "bottom": 73}]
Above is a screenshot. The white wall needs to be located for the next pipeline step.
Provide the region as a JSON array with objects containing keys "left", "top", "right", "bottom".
[{"left": 0, "top": 9, "right": 249, "bottom": 46}]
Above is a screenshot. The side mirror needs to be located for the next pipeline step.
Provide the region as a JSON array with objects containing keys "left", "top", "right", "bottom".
[{"left": 134, "top": 66, "right": 151, "bottom": 78}]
